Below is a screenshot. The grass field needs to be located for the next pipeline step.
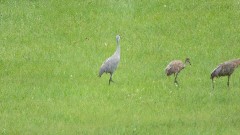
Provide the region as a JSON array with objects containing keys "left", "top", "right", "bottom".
[{"left": 1, "top": 0, "right": 240, "bottom": 134}]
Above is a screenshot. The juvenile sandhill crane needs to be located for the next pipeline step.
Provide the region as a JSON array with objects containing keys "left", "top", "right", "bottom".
[
  {"left": 165, "top": 58, "right": 191, "bottom": 85},
  {"left": 99, "top": 35, "right": 120, "bottom": 85},
  {"left": 210, "top": 58, "right": 240, "bottom": 89}
]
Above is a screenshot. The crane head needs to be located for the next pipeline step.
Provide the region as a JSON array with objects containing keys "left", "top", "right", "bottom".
[
  {"left": 185, "top": 58, "right": 191, "bottom": 65},
  {"left": 210, "top": 72, "right": 215, "bottom": 79},
  {"left": 116, "top": 35, "right": 120, "bottom": 42}
]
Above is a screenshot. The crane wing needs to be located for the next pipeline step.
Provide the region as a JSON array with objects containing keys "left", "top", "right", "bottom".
[
  {"left": 211, "top": 62, "right": 235, "bottom": 79},
  {"left": 99, "top": 58, "right": 111, "bottom": 77},
  {"left": 99, "top": 56, "right": 120, "bottom": 77}
]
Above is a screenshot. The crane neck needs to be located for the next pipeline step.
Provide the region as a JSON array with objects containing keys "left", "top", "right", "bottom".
[
  {"left": 233, "top": 59, "right": 240, "bottom": 66},
  {"left": 115, "top": 39, "right": 120, "bottom": 54},
  {"left": 184, "top": 61, "right": 191, "bottom": 66}
]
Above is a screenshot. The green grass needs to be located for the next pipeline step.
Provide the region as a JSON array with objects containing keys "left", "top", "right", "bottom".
[{"left": 1, "top": 0, "right": 240, "bottom": 134}]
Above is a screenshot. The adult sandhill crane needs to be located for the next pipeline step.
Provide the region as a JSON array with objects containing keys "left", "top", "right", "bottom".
[
  {"left": 99, "top": 35, "right": 120, "bottom": 85},
  {"left": 210, "top": 58, "right": 240, "bottom": 89},
  {"left": 165, "top": 58, "right": 191, "bottom": 85}
]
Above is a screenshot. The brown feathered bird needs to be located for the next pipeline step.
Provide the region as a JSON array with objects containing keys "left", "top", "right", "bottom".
[
  {"left": 210, "top": 58, "right": 240, "bottom": 89},
  {"left": 165, "top": 58, "right": 191, "bottom": 85}
]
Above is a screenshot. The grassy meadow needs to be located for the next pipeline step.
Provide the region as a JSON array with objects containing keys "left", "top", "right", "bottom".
[{"left": 1, "top": 0, "right": 240, "bottom": 134}]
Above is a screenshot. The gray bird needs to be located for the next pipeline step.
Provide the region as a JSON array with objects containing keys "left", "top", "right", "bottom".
[
  {"left": 210, "top": 58, "right": 240, "bottom": 89},
  {"left": 99, "top": 35, "right": 120, "bottom": 85},
  {"left": 165, "top": 58, "right": 191, "bottom": 85}
]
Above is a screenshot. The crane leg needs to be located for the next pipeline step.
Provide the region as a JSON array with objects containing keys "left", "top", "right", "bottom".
[
  {"left": 227, "top": 75, "right": 230, "bottom": 87},
  {"left": 174, "top": 73, "right": 179, "bottom": 85},
  {"left": 109, "top": 73, "right": 114, "bottom": 85}
]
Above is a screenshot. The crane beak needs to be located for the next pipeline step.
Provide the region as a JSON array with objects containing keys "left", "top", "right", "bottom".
[{"left": 189, "top": 61, "right": 191, "bottom": 65}]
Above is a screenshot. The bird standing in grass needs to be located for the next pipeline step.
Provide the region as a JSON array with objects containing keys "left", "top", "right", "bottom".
[
  {"left": 210, "top": 58, "right": 240, "bottom": 89},
  {"left": 165, "top": 58, "right": 191, "bottom": 85},
  {"left": 99, "top": 35, "right": 120, "bottom": 85}
]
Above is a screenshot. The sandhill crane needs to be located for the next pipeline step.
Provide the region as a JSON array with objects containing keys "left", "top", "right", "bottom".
[
  {"left": 210, "top": 58, "right": 240, "bottom": 89},
  {"left": 99, "top": 35, "right": 120, "bottom": 85},
  {"left": 165, "top": 58, "right": 191, "bottom": 85}
]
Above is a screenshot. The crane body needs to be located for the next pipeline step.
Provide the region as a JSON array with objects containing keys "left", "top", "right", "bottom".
[
  {"left": 165, "top": 58, "right": 191, "bottom": 85},
  {"left": 99, "top": 35, "right": 121, "bottom": 85},
  {"left": 211, "top": 59, "right": 240, "bottom": 89}
]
